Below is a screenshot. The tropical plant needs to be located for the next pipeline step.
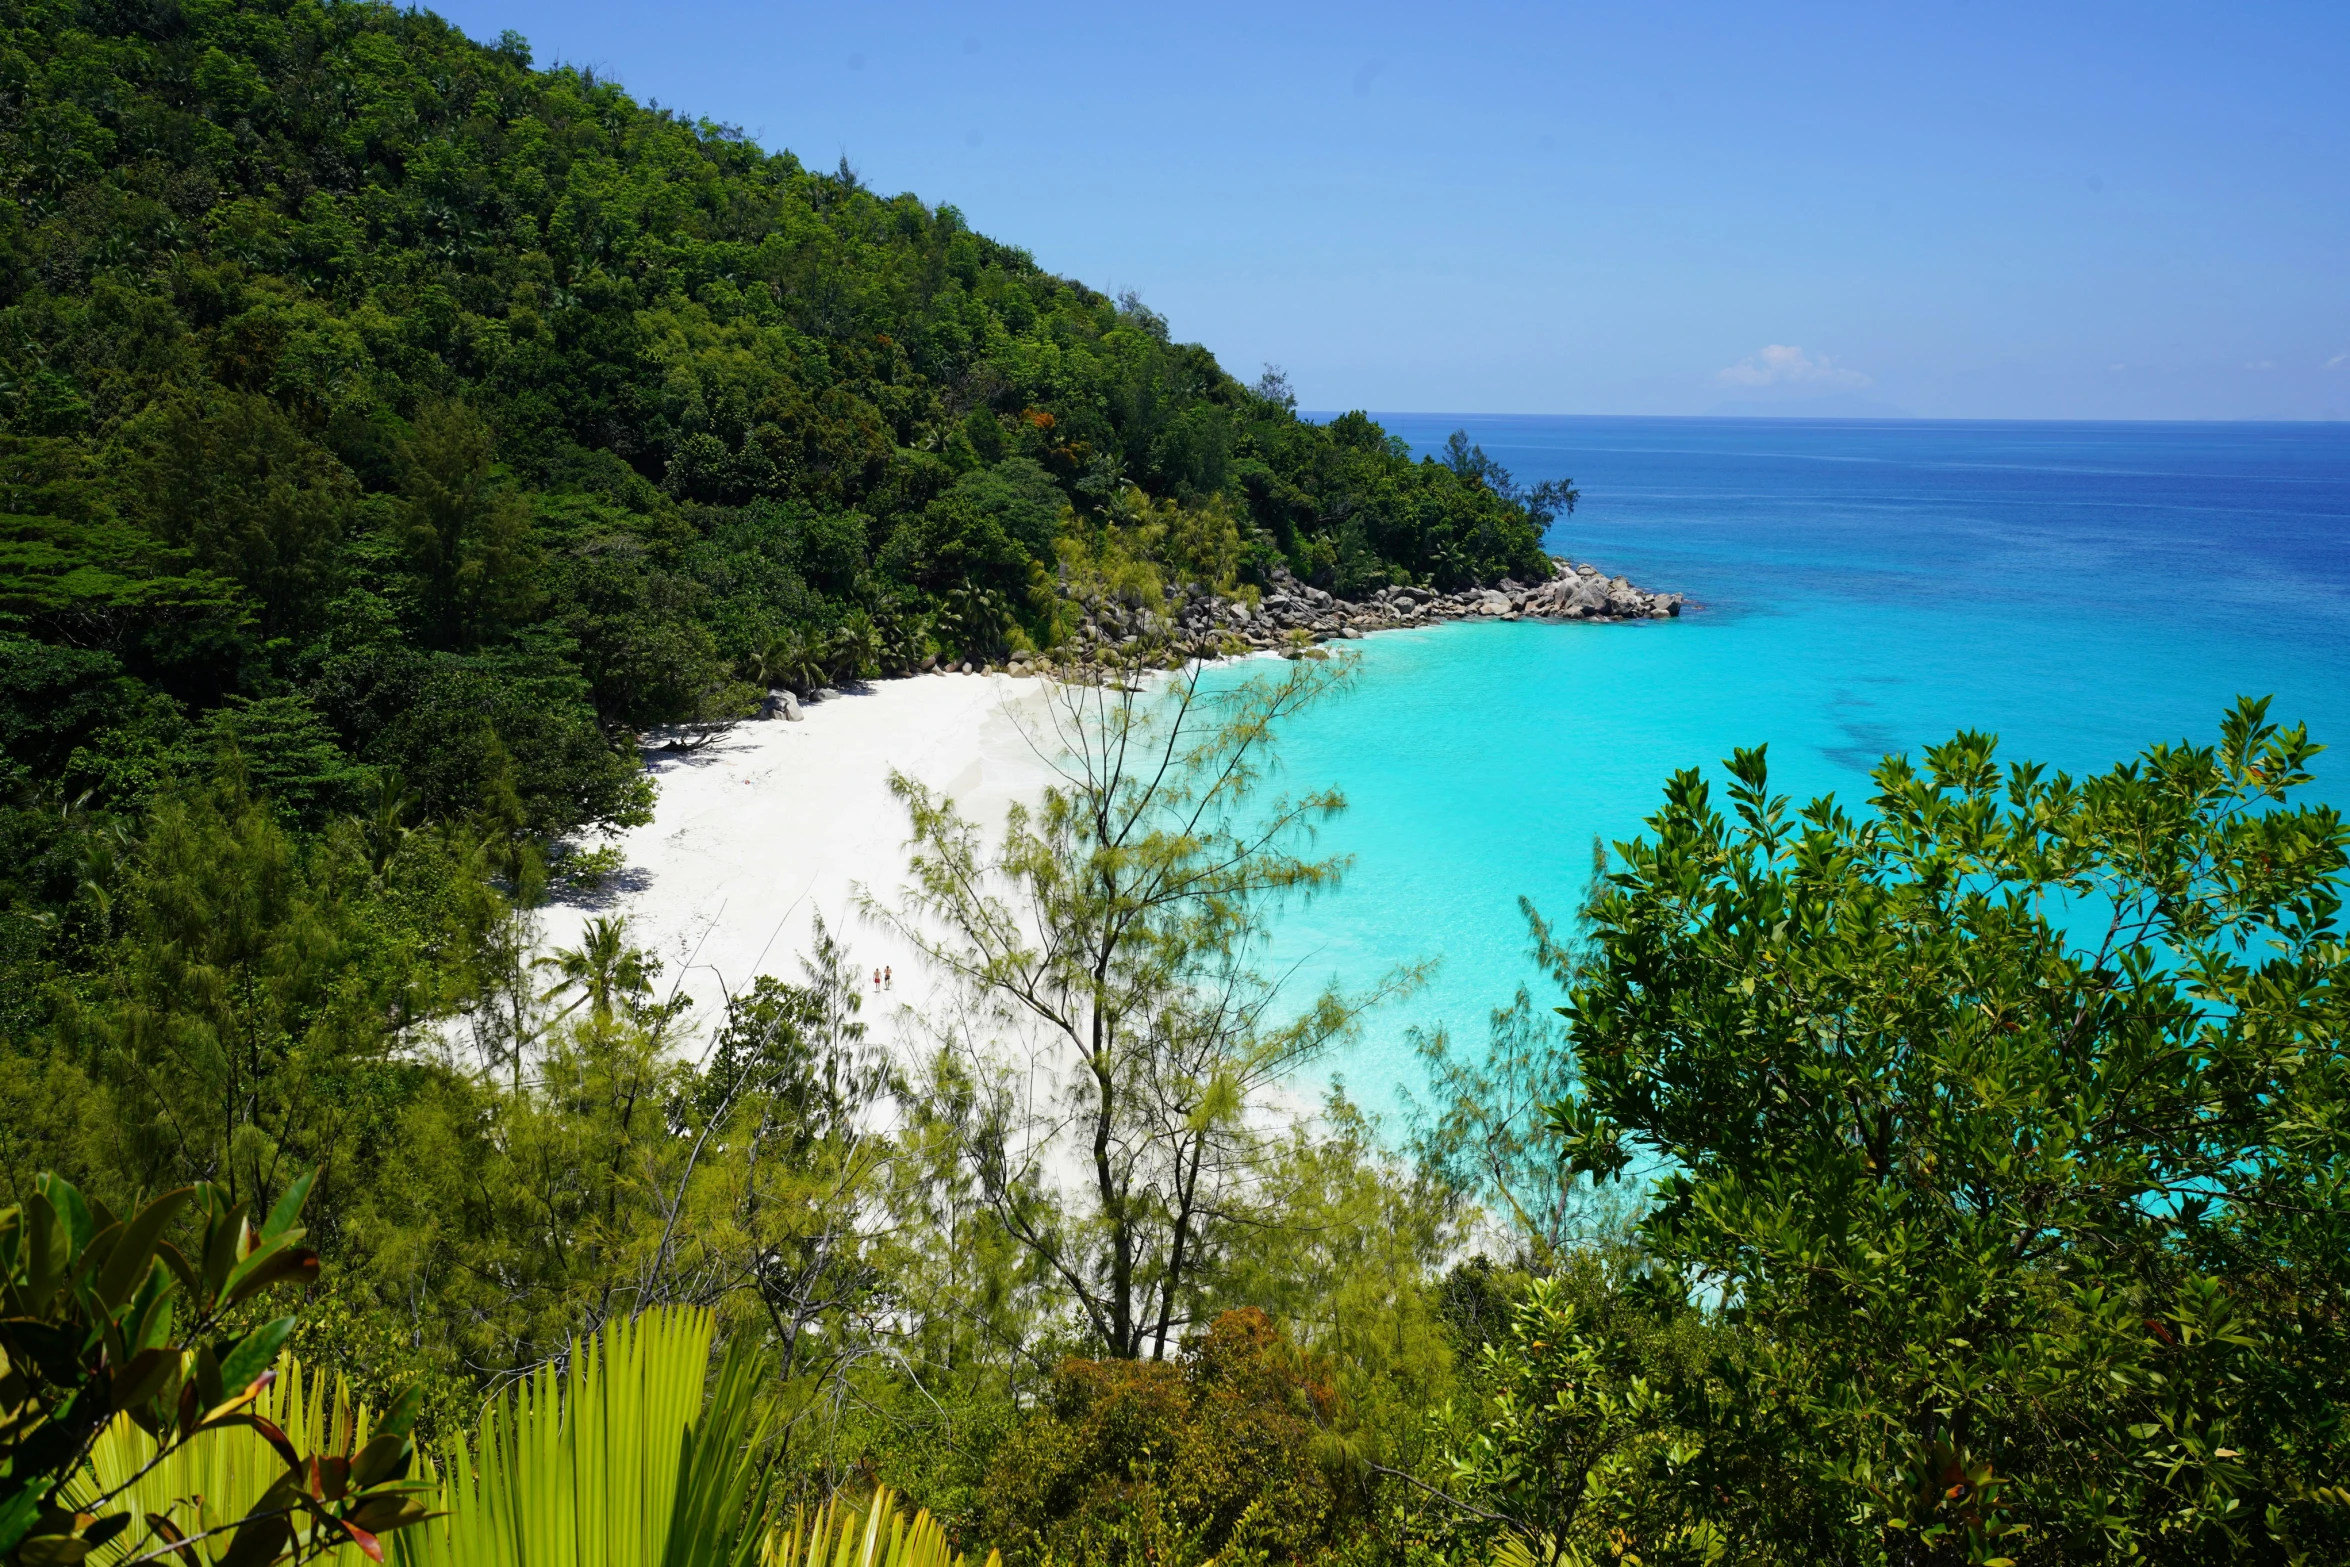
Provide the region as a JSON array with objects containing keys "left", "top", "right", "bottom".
[
  {"left": 538, "top": 916, "right": 661, "bottom": 1029},
  {"left": 1544, "top": 698, "right": 2350, "bottom": 1562},
  {"left": 392, "top": 1308, "right": 774, "bottom": 1567},
  {"left": 355, "top": 771, "right": 418, "bottom": 879},
  {"left": 829, "top": 614, "right": 886, "bottom": 684},
  {"left": 755, "top": 630, "right": 834, "bottom": 698},
  {"left": 933, "top": 588, "right": 1012, "bottom": 667},
  {"left": 865, "top": 596, "right": 935, "bottom": 678},
  {"left": 0, "top": 1171, "right": 430, "bottom": 1566},
  {"left": 84, "top": 1357, "right": 398, "bottom": 1565},
  {"left": 977, "top": 1310, "right": 1344, "bottom": 1567},
  {"left": 1431, "top": 1261, "right": 1734, "bottom": 1567},
  {"left": 763, "top": 1486, "right": 998, "bottom": 1567}
]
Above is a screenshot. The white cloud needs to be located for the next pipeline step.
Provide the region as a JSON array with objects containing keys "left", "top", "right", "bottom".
[
  {"left": 2327, "top": 353, "right": 2348, "bottom": 370},
  {"left": 1716, "top": 344, "right": 1872, "bottom": 389}
]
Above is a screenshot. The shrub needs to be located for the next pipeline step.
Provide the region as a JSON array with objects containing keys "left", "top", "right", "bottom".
[{"left": 980, "top": 1310, "right": 1350, "bottom": 1567}]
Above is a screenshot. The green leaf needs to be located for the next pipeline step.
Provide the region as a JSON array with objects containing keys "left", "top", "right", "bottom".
[
  {"left": 217, "top": 1314, "right": 296, "bottom": 1395},
  {"left": 370, "top": 1383, "right": 423, "bottom": 1443},
  {"left": 0, "top": 1487, "right": 45, "bottom": 1555},
  {"left": 93, "top": 1188, "right": 190, "bottom": 1312},
  {"left": 258, "top": 1171, "right": 314, "bottom": 1245},
  {"left": 22, "top": 1188, "right": 65, "bottom": 1303},
  {"left": 190, "top": 1341, "right": 225, "bottom": 1420},
  {"left": 197, "top": 1187, "right": 244, "bottom": 1304},
  {"left": 128, "top": 1284, "right": 175, "bottom": 1354},
  {"left": 153, "top": 1239, "right": 199, "bottom": 1300},
  {"left": 37, "top": 1174, "right": 94, "bottom": 1261},
  {"left": 73, "top": 1220, "right": 122, "bottom": 1294},
  {"left": 349, "top": 1430, "right": 412, "bottom": 1489},
  {"left": 218, "top": 1240, "right": 318, "bottom": 1310},
  {"left": 109, "top": 1345, "right": 178, "bottom": 1413},
  {"left": 215, "top": 1510, "right": 292, "bottom": 1567}
]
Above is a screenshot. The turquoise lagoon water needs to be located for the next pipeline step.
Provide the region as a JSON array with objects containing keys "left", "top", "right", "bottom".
[{"left": 1223, "top": 416, "right": 2350, "bottom": 1117}]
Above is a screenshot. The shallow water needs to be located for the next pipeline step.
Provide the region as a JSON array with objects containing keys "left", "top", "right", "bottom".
[{"left": 1222, "top": 416, "right": 2350, "bottom": 1117}]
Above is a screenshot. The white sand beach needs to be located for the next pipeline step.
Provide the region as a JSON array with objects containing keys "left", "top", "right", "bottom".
[{"left": 537, "top": 672, "right": 1067, "bottom": 1045}]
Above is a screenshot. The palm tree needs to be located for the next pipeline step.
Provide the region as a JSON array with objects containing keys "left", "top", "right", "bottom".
[
  {"left": 69, "top": 815, "right": 133, "bottom": 932},
  {"left": 360, "top": 768, "right": 418, "bottom": 874},
  {"left": 538, "top": 915, "right": 655, "bottom": 1028},
  {"left": 755, "top": 626, "right": 831, "bottom": 696},
  {"left": 866, "top": 590, "right": 929, "bottom": 675},
  {"left": 829, "top": 610, "right": 883, "bottom": 682},
  {"left": 935, "top": 584, "right": 1010, "bottom": 664}
]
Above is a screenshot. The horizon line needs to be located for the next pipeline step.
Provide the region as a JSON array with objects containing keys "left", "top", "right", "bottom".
[{"left": 1301, "top": 410, "right": 2350, "bottom": 429}]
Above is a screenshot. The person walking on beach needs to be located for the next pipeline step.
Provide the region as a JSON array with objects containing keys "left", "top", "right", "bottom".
[
  {"left": 884, "top": 965, "right": 893, "bottom": 990},
  {"left": 872, "top": 967, "right": 882, "bottom": 993}
]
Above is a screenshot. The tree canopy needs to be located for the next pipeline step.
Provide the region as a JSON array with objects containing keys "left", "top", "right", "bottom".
[{"left": 1517, "top": 698, "right": 2350, "bottom": 1563}]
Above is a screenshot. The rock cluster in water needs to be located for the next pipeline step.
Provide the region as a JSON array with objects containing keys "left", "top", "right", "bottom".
[{"left": 986, "top": 557, "right": 1683, "bottom": 678}]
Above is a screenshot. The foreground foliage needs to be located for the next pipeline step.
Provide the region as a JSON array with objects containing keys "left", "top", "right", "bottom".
[
  {"left": 1539, "top": 698, "right": 2350, "bottom": 1564},
  {"left": 766, "top": 1487, "right": 1000, "bottom": 1567},
  {"left": 85, "top": 1355, "right": 394, "bottom": 1565},
  {"left": 1, "top": 1170, "right": 428, "bottom": 1565},
  {"left": 395, "top": 1307, "right": 773, "bottom": 1567}
]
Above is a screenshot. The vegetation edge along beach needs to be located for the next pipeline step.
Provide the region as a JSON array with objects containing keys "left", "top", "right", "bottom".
[{"left": 2, "top": 6, "right": 2346, "bottom": 1567}]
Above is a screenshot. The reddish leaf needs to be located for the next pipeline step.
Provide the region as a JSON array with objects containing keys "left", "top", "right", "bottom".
[
  {"left": 339, "top": 1518, "right": 385, "bottom": 1563},
  {"left": 142, "top": 1513, "right": 205, "bottom": 1567}
]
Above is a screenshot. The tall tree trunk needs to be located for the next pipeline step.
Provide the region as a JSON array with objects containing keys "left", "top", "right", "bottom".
[
  {"left": 1090, "top": 1009, "right": 1134, "bottom": 1355},
  {"left": 1151, "top": 1131, "right": 1206, "bottom": 1361}
]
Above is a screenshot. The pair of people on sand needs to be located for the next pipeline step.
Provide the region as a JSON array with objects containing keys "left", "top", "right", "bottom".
[{"left": 871, "top": 966, "right": 892, "bottom": 992}]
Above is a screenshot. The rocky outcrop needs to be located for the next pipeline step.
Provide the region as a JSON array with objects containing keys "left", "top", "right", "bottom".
[{"left": 990, "top": 557, "right": 1686, "bottom": 678}]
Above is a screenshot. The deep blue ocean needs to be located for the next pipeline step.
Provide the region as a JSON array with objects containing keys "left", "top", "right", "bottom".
[{"left": 1236, "top": 416, "right": 2350, "bottom": 1117}]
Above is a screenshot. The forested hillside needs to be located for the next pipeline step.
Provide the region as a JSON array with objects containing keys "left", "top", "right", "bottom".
[{"left": 0, "top": 0, "right": 1557, "bottom": 856}]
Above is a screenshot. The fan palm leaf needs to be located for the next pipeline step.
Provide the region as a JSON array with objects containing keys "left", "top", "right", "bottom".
[
  {"left": 392, "top": 1307, "right": 774, "bottom": 1567},
  {"left": 81, "top": 1357, "right": 380, "bottom": 1564},
  {"left": 761, "top": 1487, "right": 999, "bottom": 1567}
]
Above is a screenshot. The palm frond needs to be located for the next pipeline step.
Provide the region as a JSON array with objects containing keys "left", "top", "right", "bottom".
[
  {"left": 395, "top": 1307, "right": 773, "bottom": 1567},
  {"left": 82, "top": 1357, "right": 378, "bottom": 1564},
  {"left": 760, "top": 1487, "right": 998, "bottom": 1567}
]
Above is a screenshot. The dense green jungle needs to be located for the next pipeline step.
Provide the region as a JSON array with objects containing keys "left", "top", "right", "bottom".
[{"left": 1, "top": 4, "right": 2348, "bottom": 1566}]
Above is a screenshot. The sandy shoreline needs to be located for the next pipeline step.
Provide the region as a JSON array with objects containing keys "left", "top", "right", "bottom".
[{"left": 538, "top": 672, "right": 1066, "bottom": 1043}]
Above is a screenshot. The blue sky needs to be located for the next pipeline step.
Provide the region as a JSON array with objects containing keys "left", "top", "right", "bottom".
[{"left": 427, "top": 0, "right": 2350, "bottom": 421}]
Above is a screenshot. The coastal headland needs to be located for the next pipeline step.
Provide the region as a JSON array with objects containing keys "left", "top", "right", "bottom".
[{"left": 987, "top": 556, "right": 1685, "bottom": 679}]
